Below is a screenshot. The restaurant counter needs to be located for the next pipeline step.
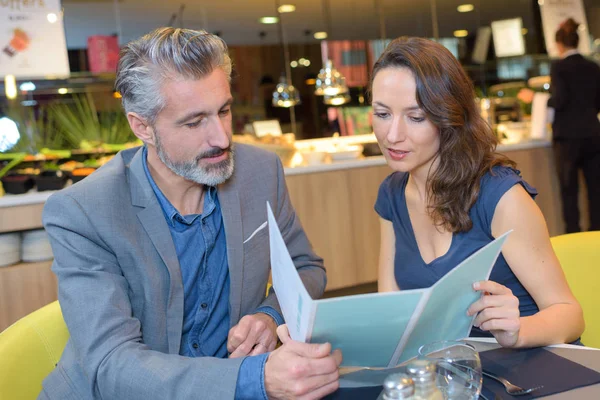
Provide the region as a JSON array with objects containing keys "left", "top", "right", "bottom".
[{"left": 0, "top": 137, "right": 588, "bottom": 331}]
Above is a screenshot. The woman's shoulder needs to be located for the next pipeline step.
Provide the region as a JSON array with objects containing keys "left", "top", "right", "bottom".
[
  {"left": 481, "top": 165, "right": 537, "bottom": 197},
  {"left": 474, "top": 165, "right": 538, "bottom": 228},
  {"left": 482, "top": 164, "right": 520, "bottom": 182}
]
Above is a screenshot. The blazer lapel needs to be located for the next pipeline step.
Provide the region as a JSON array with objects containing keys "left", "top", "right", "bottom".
[
  {"left": 218, "top": 180, "right": 244, "bottom": 326},
  {"left": 128, "top": 148, "right": 184, "bottom": 354}
]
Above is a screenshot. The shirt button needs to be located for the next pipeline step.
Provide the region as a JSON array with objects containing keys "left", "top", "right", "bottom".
[
  {"left": 202, "top": 219, "right": 206, "bottom": 225},
  {"left": 201, "top": 303, "right": 208, "bottom": 309},
  {"left": 192, "top": 343, "right": 199, "bottom": 349}
]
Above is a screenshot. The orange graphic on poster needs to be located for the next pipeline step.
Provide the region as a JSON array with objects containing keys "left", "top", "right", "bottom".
[{"left": 3, "top": 28, "right": 31, "bottom": 57}]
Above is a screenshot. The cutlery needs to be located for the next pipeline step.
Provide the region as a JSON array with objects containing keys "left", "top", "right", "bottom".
[{"left": 482, "top": 370, "right": 543, "bottom": 395}]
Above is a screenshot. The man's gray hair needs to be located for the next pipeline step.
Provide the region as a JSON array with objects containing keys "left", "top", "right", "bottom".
[{"left": 115, "top": 27, "right": 232, "bottom": 124}]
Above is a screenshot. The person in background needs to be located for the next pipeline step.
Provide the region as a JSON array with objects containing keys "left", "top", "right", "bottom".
[
  {"left": 40, "top": 27, "right": 341, "bottom": 400},
  {"left": 547, "top": 18, "right": 600, "bottom": 233},
  {"left": 371, "top": 37, "right": 584, "bottom": 349}
]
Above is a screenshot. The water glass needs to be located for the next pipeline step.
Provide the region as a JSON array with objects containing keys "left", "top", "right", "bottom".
[{"left": 418, "top": 341, "right": 482, "bottom": 400}]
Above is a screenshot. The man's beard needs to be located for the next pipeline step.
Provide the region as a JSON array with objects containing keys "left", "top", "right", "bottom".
[{"left": 154, "top": 129, "right": 234, "bottom": 186}]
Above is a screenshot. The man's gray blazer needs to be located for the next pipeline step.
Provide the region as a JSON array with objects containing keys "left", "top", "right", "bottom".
[{"left": 39, "top": 144, "right": 326, "bottom": 399}]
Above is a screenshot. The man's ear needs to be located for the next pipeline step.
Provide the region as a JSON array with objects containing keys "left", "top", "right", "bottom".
[{"left": 127, "top": 112, "right": 155, "bottom": 146}]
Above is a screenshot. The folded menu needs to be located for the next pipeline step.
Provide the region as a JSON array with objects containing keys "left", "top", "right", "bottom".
[
  {"left": 267, "top": 202, "right": 510, "bottom": 368},
  {"left": 480, "top": 347, "right": 600, "bottom": 399}
]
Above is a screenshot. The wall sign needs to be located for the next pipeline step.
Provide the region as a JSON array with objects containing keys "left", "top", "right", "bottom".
[
  {"left": 539, "top": 0, "right": 591, "bottom": 57},
  {"left": 0, "top": 0, "right": 70, "bottom": 78}
]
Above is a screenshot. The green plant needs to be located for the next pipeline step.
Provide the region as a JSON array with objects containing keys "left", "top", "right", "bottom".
[
  {"left": 0, "top": 153, "right": 26, "bottom": 179},
  {"left": 42, "top": 162, "right": 60, "bottom": 171},
  {"left": 1, "top": 105, "right": 65, "bottom": 153},
  {"left": 48, "top": 93, "right": 135, "bottom": 148}
]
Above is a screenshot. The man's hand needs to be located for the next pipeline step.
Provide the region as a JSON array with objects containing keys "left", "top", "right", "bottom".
[
  {"left": 228, "top": 313, "right": 278, "bottom": 358},
  {"left": 265, "top": 325, "right": 342, "bottom": 400}
]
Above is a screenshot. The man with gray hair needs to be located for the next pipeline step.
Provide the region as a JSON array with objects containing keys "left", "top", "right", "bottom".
[{"left": 40, "top": 27, "right": 341, "bottom": 400}]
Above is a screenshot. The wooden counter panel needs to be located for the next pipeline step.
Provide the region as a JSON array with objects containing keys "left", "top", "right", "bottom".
[
  {"left": 0, "top": 203, "right": 45, "bottom": 234},
  {"left": 505, "top": 147, "right": 588, "bottom": 236},
  {"left": 0, "top": 260, "right": 57, "bottom": 331},
  {"left": 286, "top": 164, "right": 391, "bottom": 290}
]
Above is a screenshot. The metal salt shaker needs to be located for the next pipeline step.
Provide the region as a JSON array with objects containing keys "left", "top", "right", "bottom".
[
  {"left": 380, "top": 372, "right": 415, "bottom": 400},
  {"left": 405, "top": 360, "right": 444, "bottom": 400}
]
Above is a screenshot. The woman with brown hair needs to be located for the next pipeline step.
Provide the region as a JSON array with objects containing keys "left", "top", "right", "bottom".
[{"left": 372, "top": 37, "right": 584, "bottom": 347}]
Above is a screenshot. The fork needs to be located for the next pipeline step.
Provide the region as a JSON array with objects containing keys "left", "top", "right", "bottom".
[{"left": 482, "top": 370, "right": 544, "bottom": 395}]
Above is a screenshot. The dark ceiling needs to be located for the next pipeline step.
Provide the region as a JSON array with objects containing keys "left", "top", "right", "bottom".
[{"left": 61, "top": 0, "right": 598, "bottom": 48}]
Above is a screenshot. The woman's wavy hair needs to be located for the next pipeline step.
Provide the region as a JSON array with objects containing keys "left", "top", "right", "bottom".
[
  {"left": 555, "top": 18, "right": 580, "bottom": 49},
  {"left": 370, "top": 37, "right": 515, "bottom": 233}
]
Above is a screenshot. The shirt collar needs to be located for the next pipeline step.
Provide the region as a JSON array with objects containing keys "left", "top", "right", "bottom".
[
  {"left": 561, "top": 49, "right": 579, "bottom": 59},
  {"left": 142, "top": 146, "right": 217, "bottom": 227}
]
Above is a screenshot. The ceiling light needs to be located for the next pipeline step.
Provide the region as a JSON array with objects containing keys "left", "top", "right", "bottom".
[
  {"left": 259, "top": 16, "right": 279, "bottom": 24},
  {"left": 290, "top": 60, "right": 298, "bottom": 68},
  {"left": 314, "top": 31, "right": 328, "bottom": 40},
  {"left": 457, "top": 4, "right": 474, "bottom": 13},
  {"left": 324, "top": 93, "right": 351, "bottom": 106},
  {"left": 272, "top": 76, "right": 301, "bottom": 108},
  {"left": 19, "top": 82, "right": 36, "bottom": 91},
  {"left": 4, "top": 75, "right": 17, "bottom": 99},
  {"left": 47, "top": 13, "right": 58, "bottom": 23},
  {"left": 58, "top": 88, "right": 68, "bottom": 95},
  {"left": 453, "top": 30, "right": 469, "bottom": 38},
  {"left": 278, "top": 4, "right": 296, "bottom": 13},
  {"left": 0, "top": 117, "right": 20, "bottom": 152},
  {"left": 315, "top": 60, "right": 349, "bottom": 97}
]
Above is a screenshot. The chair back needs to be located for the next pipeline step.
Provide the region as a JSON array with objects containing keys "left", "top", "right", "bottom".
[
  {"left": 551, "top": 231, "right": 600, "bottom": 348},
  {"left": 0, "top": 301, "right": 69, "bottom": 399}
]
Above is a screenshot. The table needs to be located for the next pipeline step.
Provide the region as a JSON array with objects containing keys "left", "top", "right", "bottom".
[
  {"left": 470, "top": 338, "right": 600, "bottom": 399},
  {"left": 327, "top": 339, "right": 600, "bottom": 399}
]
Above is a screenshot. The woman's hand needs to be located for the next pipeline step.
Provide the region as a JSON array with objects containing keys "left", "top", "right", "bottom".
[
  {"left": 517, "top": 88, "right": 535, "bottom": 104},
  {"left": 467, "top": 280, "right": 521, "bottom": 348}
]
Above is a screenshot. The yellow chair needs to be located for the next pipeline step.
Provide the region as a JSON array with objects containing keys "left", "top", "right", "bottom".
[
  {"left": 0, "top": 285, "right": 273, "bottom": 399},
  {"left": 0, "top": 301, "right": 69, "bottom": 399},
  {"left": 551, "top": 231, "right": 600, "bottom": 348}
]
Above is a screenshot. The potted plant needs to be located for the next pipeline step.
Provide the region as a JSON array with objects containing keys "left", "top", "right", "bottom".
[
  {"left": 0, "top": 153, "right": 33, "bottom": 195},
  {"left": 35, "top": 162, "right": 68, "bottom": 191}
]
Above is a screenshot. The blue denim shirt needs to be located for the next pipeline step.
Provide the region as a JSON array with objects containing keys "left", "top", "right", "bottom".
[{"left": 142, "top": 148, "right": 283, "bottom": 399}]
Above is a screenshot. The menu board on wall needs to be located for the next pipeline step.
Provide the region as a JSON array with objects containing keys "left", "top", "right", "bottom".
[
  {"left": 539, "top": 0, "right": 591, "bottom": 57},
  {"left": 0, "top": 0, "right": 70, "bottom": 78},
  {"left": 491, "top": 18, "right": 526, "bottom": 58}
]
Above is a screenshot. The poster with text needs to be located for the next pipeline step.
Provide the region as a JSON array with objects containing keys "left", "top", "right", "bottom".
[
  {"left": 540, "top": 0, "right": 591, "bottom": 58},
  {"left": 0, "top": 0, "right": 70, "bottom": 78},
  {"left": 491, "top": 18, "right": 526, "bottom": 58}
]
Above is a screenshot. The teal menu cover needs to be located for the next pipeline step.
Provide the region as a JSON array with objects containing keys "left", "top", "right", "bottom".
[
  {"left": 267, "top": 202, "right": 510, "bottom": 368},
  {"left": 311, "top": 290, "right": 425, "bottom": 367}
]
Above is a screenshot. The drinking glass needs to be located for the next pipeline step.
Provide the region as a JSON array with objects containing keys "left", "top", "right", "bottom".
[{"left": 418, "top": 341, "right": 482, "bottom": 400}]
